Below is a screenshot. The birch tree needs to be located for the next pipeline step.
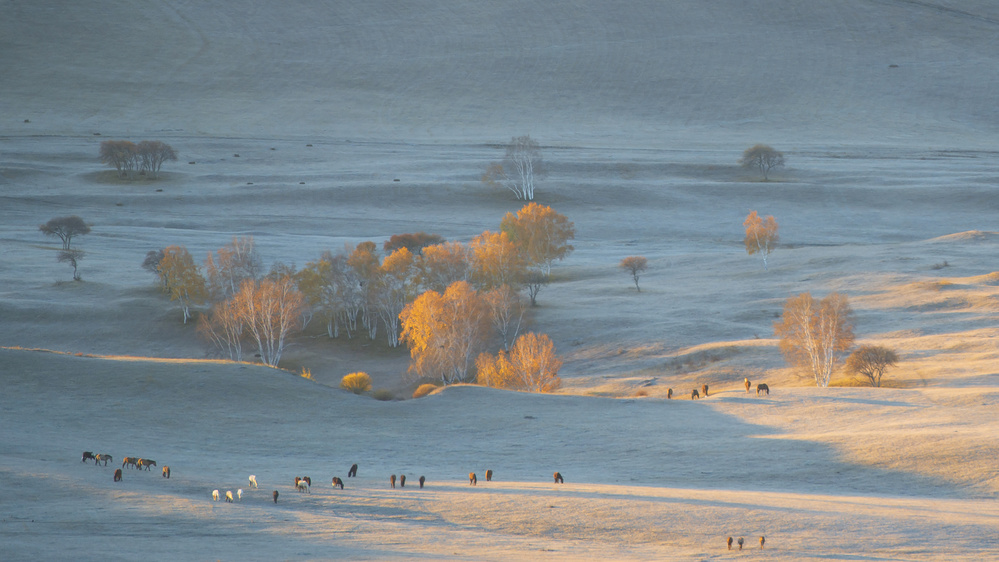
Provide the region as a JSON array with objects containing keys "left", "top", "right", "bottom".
[
  {"left": 744, "top": 211, "right": 779, "bottom": 270},
  {"left": 482, "top": 135, "right": 545, "bottom": 201},
  {"left": 399, "top": 281, "right": 490, "bottom": 384},
  {"left": 619, "top": 256, "right": 648, "bottom": 292},
  {"left": 484, "top": 284, "right": 526, "bottom": 350},
  {"left": 373, "top": 247, "right": 416, "bottom": 347},
  {"left": 774, "top": 292, "right": 855, "bottom": 387},
  {"left": 158, "top": 245, "right": 207, "bottom": 324},
  {"left": 476, "top": 332, "right": 562, "bottom": 393},
  {"left": 500, "top": 203, "right": 575, "bottom": 276},
  {"left": 416, "top": 241, "right": 472, "bottom": 293},
  {"left": 206, "top": 236, "right": 262, "bottom": 302},
  {"left": 470, "top": 230, "right": 526, "bottom": 290},
  {"left": 232, "top": 275, "right": 305, "bottom": 367}
]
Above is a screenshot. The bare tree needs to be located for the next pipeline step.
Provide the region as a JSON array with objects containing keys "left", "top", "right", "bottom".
[
  {"left": 483, "top": 135, "right": 545, "bottom": 201},
  {"left": 522, "top": 269, "right": 548, "bottom": 307},
  {"left": 137, "top": 140, "right": 177, "bottom": 178},
  {"left": 484, "top": 284, "right": 526, "bottom": 350},
  {"left": 99, "top": 140, "right": 139, "bottom": 179},
  {"left": 232, "top": 276, "right": 306, "bottom": 367},
  {"left": 740, "top": 144, "right": 784, "bottom": 180},
  {"left": 619, "top": 256, "right": 648, "bottom": 292},
  {"left": 205, "top": 236, "right": 262, "bottom": 302},
  {"left": 845, "top": 345, "right": 899, "bottom": 387},
  {"left": 744, "top": 211, "right": 779, "bottom": 270},
  {"left": 57, "top": 249, "right": 84, "bottom": 281},
  {"left": 774, "top": 292, "right": 855, "bottom": 387},
  {"left": 198, "top": 298, "right": 244, "bottom": 361},
  {"left": 40, "top": 216, "right": 91, "bottom": 250}
]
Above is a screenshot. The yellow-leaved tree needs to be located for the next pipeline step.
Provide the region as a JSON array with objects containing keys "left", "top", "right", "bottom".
[
  {"left": 500, "top": 203, "right": 575, "bottom": 276},
  {"left": 158, "top": 245, "right": 207, "bottom": 324},
  {"left": 476, "top": 332, "right": 562, "bottom": 393}
]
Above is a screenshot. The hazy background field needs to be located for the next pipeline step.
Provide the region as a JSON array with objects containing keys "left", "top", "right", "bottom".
[{"left": 2, "top": 1, "right": 998, "bottom": 560}]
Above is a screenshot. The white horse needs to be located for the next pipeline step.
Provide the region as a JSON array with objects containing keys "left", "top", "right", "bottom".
[
  {"left": 225, "top": 490, "right": 234, "bottom": 503},
  {"left": 237, "top": 489, "right": 243, "bottom": 501},
  {"left": 248, "top": 475, "right": 258, "bottom": 488},
  {"left": 212, "top": 489, "right": 220, "bottom": 501}
]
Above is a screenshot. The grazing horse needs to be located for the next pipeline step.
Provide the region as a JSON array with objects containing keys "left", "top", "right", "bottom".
[
  {"left": 760, "top": 536, "right": 766, "bottom": 549},
  {"left": 745, "top": 378, "right": 751, "bottom": 392},
  {"left": 390, "top": 474, "right": 396, "bottom": 488},
  {"left": 137, "top": 458, "right": 156, "bottom": 471},
  {"left": 272, "top": 490, "right": 279, "bottom": 503},
  {"left": 400, "top": 474, "right": 406, "bottom": 487},
  {"left": 691, "top": 389, "right": 700, "bottom": 400},
  {"left": 296, "top": 480, "right": 310, "bottom": 493},
  {"left": 332, "top": 476, "right": 344, "bottom": 490},
  {"left": 212, "top": 490, "right": 220, "bottom": 501},
  {"left": 249, "top": 475, "right": 258, "bottom": 488},
  {"left": 485, "top": 469, "right": 493, "bottom": 482},
  {"left": 98, "top": 453, "right": 113, "bottom": 466},
  {"left": 469, "top": 472, "right": 477, "bottom": 485},
  {"left": 225, "top": 490, "right": 234, "bottom": 503},
  {"left": 122, "top": 457, "right": 138, "bottom": 470},
  {"left": 757, "top": 383, "right": 770, "bottom": 396},
  {"left": 237, "top": 489, "right": 243, "bottom": 501},
  {"left": 701, "top": 384, "right": 709, "bottom": 397},
  {"left": 553, "top": 472, "right": 564, "bottom": 484},
  {"left": 419, "top": 476, "right": 425, "bottom": 488},
  {"left": 737, "top": 537, "right": 744, "bottom": 550},
  {"left": 162, "top": 466, "right": 170, "bottom": 478},
  {"left": 113, "top": 469, "right": 122, "bottom": 482},
  {"left": 727, "top": 536, "right": 733, "bottom": 550},
  {"left": 348, "top": 463, "right": 358, "bottom": 478},
  {"left": 82, "top": 451, "right": 96, "bottom": 464}
]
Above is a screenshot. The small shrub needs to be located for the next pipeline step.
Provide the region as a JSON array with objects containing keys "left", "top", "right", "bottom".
[
  {"left": 930, "top": 260, "right": 949, "bottom": 270},
  {"left": 372, "top": 389, "right": 394, "bottom": 401},
  {"left": 633, "top": 388, "right": 649, "bottom": 397},
  {"left": 340, "top": 372, "right": 372, "bottom": 394},
  {"left": 413, "top": 383, "right": 439, "bottom": 399},
  {"left": 300, "top": 367, "right": 313, "bottom": 380}
]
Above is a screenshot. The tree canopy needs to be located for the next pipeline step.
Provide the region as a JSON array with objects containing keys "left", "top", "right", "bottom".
[
  {"left": 500, "top": 203, "right": 575, "bottom": 276},
  {"left": 774, "top": 292, "right": 855, "bottom": 387},
  {"left": 739, "top": 144, "right": 785, "bottom": 180},
  {"left": 40, "top": 215, "right": 90, "bottom": 250}
]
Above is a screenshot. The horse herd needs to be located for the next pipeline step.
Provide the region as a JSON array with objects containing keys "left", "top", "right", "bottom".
[
  {"left": 82, "top": 451, "right": 166, "bottom": 482},
  {"left": 666, "top": 379, "right": 770, "bottom": 400}
]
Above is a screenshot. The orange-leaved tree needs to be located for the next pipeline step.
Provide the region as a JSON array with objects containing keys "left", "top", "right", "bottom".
[
  {"left": 744, "top": 211, "right": 779, "bottom": 270},
  {"left": 470, "top": 230, "right": 526, "bottom": 290},
  {"left": 476, "top": 332, "right": 562, "bottom": 393},
  {"left": 774, "top": 292, "right": 855, "bottom": 387},
  {"left": 500, "top": 203, "right": 574, "bottom": 276},
  {"left": 399, "top": 281, "right": 490, "bottom": 384}
]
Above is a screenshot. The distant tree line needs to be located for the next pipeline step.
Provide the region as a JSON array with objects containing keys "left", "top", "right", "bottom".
[{"left": 100, "top": 140, "right": 177, "bottom": 179}]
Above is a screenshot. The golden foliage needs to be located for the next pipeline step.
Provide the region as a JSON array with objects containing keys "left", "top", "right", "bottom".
[
  {"left": 470, "top": 230, "right": 525, "bottom": 289},
  {"left": 500, "top": 203, "right": 575, "bottom": 276},
  {"left": 412, "top": 383, "right": 439, "bottom": 399},
  {"left": 774, "top": 292, "right": 855, "bottom": 387},
  {"left": 340, "top": 372, "right": 372, "bottom": 394},
  {"left": 477, "top": 332, "right": 562, "bottom": 393}
]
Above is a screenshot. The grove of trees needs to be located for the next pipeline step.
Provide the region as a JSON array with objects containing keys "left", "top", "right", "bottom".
[
  {"left": 99, "top": 139, "right": 177, "bottom": 179},
  {"left": 774, "top": 292, "right": 855, "bottom": 387}
]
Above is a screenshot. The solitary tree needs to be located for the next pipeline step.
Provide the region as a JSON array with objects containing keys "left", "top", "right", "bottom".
[
  {"left": 476, "top": 332, "right": 562, "bottom": 393},
  {"left": 774, "top": 292, "right": 855, "bottom": 387},
  {"left": 744, "top": 211, "right": 779, "bottom": 270},
  {"left": 500, "top": 203, "right": 575, "bottom": 276},
  {"left": 845, "top": 345, "right": 899, "bottom": 387},
  {"left": 740, "top": 144, "right": 784, "bottom": 180},
  {"left": 40, "top": 216, "right": 91, "bottom": 250},
  {"left": 57, "top": 249, "right": 84, "bottom": 281},
  {"left": 483, "top": 135, "right": 545, "bottom": 200},
  {"left": 619, "top": 256, "right": 648, "bottom": 292}
]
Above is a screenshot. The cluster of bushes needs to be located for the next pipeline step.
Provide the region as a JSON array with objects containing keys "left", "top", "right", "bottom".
[{"left": 99, "top": 140, "right": 177, "bottom": 179}]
